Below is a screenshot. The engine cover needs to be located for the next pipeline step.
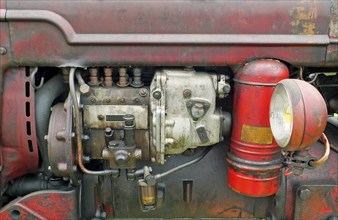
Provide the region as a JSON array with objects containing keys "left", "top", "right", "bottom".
[{"left": 150, "top": 69, "right": 223, "bottom": 164}]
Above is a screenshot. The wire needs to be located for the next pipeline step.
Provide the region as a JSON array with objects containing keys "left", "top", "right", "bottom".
[
  {"left": 29, "top": 67, "right": 45, "bottom": 89},
  {"left": 155, "top": 147, "right": 213, "bottom": 180},
  {"left": 299, "top": 67, "right": 319, "bottom": 84},
  {"left": 309, "top": 133, "right": 330, "bottom": 167}
]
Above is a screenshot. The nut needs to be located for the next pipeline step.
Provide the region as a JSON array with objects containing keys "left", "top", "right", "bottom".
[{"left": 80, "top": 84, "right": 91, "bottom": 95}]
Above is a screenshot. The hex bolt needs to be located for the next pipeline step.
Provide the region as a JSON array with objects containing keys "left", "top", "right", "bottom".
[
  {"left": 183, "top": 89, "right": 192, "bottom": 98},
  {"left": 0, "top": 47, "right": 6, "bottom": 55},
  {"left": 298, "top": 188, "right": 312, "bottom": 200},
  {"left": 105, "top": 127, "right": 113, "bottom": 136},
  {"left": 104, "top": 67, "right": 113, "bottom": 87},
  {"left": 153, "top": 90, "right": 162, "bottom": 100}
]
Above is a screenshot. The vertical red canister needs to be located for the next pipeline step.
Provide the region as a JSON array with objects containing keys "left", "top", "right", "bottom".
[{"left": 227, "top": 59, "right": 289, "bottom": 197}]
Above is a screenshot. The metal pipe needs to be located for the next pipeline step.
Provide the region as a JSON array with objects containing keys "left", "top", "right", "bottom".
[
  {"left": 36, "top": 73, "right": 68, "bottom": 174},
  {"left": 69, "top": 68, "right": 117, "bottom": 175},
  {"left": 309, "top": 133, "right": 330, "bottom": 167}
]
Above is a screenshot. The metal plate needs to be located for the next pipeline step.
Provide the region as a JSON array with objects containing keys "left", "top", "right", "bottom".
[
  {"left": 294, "top": 185, "right": 337, "bottom": 220},
  {"left": 83, "top": 105, "right": 148, "bottom": 129}
]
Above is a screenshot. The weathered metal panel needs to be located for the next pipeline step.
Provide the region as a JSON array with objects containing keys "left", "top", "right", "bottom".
[
  {"left": 0, "top": 68, "right": 39, "bottom": 183},
  {"left": 0, "top": 0, "right": 335, "bottom": 67},
  {"left": 0, "top": 189, "right": 78, "bottom": 220}
]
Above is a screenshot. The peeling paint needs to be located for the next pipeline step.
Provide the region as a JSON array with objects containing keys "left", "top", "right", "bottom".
[{"left": 290, "top": 2, "right": 318, "bottom": 35}]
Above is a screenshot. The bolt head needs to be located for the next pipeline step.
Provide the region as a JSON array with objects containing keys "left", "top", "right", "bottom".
[
  {"left": 0, "top": 47, "right": 7, "bottom": 55},
  {"left": 80, "top": 84, "right": 91, "bottom": 95},
  {"left": 98, "top": 114, "right": 105, "bottom": 120},
  {"left": 115, "top": 151, "right": 129, "bottom": 165},
  {"left": 139, "top": 89, "right": 148, "bottom": 97},
  {"left": 89, "top": 96, "right": 97, "bottom": 103},
  {"left": 223, "top": 84, "right": 231, "bottom": 93},
  {"left": 153, "top": 91, "right": 162, "bottom": 100},
  {"left": 183, "top": 89, "right": 192, "bottom": 98},
  {"left": 299, "top": 188, "right": 312, "bottom": 200}
]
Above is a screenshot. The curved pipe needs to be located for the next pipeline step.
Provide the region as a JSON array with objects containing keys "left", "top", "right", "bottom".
[
  {"left": 36, "top": 74, "right": 68, "bottom": 174},
  {"left": 69, "top": 68, "right": 117, "bottom": 175}
]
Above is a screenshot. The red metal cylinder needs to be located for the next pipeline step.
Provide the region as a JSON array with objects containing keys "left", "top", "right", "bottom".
[{"left": 227, "top": 59, "right": 288, "bottom": 197}]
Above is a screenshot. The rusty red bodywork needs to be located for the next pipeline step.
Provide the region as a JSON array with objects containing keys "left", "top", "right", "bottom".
[
  {"left": 0, "top": 68, "right": 38, "bottom": 183},
  {"left": 0, "top": 0, "right": 337, "bottom": 219}
]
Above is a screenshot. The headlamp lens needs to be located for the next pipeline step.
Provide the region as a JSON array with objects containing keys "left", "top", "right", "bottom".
[{"left": 269, "top": 84, "right": 293, "bottom": 148}]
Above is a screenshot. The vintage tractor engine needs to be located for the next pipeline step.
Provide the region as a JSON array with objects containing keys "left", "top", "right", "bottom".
[
  {"left": 1, "top": 0, "right": 337, "bottom": 219},
  {"left": 47, "top": 68, "right": 231, "bottom": 178}
]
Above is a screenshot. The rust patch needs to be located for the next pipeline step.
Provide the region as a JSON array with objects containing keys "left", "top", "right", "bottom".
[{"left": 290, "top": 2, "right": 318, "bottom": 35}]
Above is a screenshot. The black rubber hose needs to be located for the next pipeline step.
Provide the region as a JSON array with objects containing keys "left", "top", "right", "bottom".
[
  {"left": 35, "top": 74, "right": 67, "bottom": 174},
  {"left": 6, "top": 175, "right": 69, "bottom": 197}
]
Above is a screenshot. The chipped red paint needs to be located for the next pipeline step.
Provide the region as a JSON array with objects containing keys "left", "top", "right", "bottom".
[
  {"left": 0, "top": 68, "right": 38, "bottom": 183},
  {"left": 0, "top": 190, "right": 78, "bottom": 220}
]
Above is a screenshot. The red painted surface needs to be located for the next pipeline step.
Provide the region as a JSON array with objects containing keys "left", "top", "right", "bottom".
[
  {"left": 0, "top": 190, "right": 77, "bottom": 219},
  {"left": 227, "top": 59, "right": 289, "bottom": 197},
  {"left": 0, "top": 0, "right": 335, "bottom": 68},
  {"left": 284, "top": 129, "right": 338, "bottom": 219},
  {"left": 0, "top": 68, "right": 38, "bottom": 183}
]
